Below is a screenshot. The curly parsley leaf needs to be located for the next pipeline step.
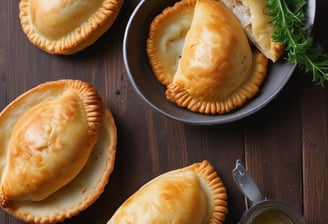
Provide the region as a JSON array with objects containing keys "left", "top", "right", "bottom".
[{"left": 265, "top": 0, "right": 328, "bottom": 86}]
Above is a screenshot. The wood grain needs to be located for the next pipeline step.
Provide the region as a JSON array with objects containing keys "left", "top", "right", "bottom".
[{"left": 0, "top": 0, "right": 327, "bottom": 223}]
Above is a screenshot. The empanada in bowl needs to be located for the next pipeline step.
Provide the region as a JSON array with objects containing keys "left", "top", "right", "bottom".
[
  {"left": 147, "top": 0, "right": 195, "bottom": 86},
  {"left": 19, "top": 0, "right": 124, "bottom": 54},
  {"left": 107, "top": 160, "right": 228, "bottom": 224},
  {"left": 147, "top": 0, "right": 268, "bottom": 114},
  {"left": 0, "top": 79, "right": 117, "bottom": 223}
]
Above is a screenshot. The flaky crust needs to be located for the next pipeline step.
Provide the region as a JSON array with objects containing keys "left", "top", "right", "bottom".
[
  {"left": 221, "top": 0, "right": 284, "bottom": 62},
  {"left": 163, "top": 0, "right": 268, "bottom": 114},
  {"left": 0, "top": 80, "right": 117, "bottom": 223},
  {"left": 166, "top": 51, "right": 268, "bottom": 114},
  {"left": 107, "top": 160, "right": 228, "bottom": 224},
  {"left": 19, "top": 0, "right": 124, "bottom": 54}
]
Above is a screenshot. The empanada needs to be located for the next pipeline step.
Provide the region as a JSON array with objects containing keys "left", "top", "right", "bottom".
[
  {"left": 107, "top": 160, "right": 228, "bottom": 224},
  {"left": 220, "top": 0, "right": 284, "bottom": 62},
  {"left": 161, "top": 0, "right": 268, "bottom": 114},
  {"left": 0, "top": 79, "right": 117, "bottom": 223},
  {"left": 19, "top": 0, "right": 124, "bottom": 54},
  {"left": 147, "top": 0, "right": 195, "bottom": 86}
]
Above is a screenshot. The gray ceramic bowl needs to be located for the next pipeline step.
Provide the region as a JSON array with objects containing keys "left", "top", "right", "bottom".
[{"left": 123, "top": 0, "right": 316, "bottom": 125}]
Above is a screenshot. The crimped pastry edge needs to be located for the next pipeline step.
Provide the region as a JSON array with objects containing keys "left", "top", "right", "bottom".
[
  {"left": 107, "top": 160, "right": 228, "bottom": 224},
  {"left": 0, "top": 80, "right": 117, "bottom": 223},
  {"left": 19, "top": 0, "right": 124, "bottom": 54},
  {"left": 166, "top": 51, "right": 268, "bottom": 114},
  {"left": 185, "top": 160, "right": 228, "bottom": 223},
  {"left": 146, "top": 0, "right": 196, "bottom": 86}
]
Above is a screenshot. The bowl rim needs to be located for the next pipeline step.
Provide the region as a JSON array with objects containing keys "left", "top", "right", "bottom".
[{"left": 123, "top": 0, "right": 316, "bottom": 125}]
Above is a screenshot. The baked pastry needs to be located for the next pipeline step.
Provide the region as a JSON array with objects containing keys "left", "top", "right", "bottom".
[
  {"left": 147, "top": 0, "right": 268, "bottom": 114},
  {"left": 166, "top": 51, "right": 268, "bottom": 114},
  {"left": 220, "top": 0, "right": 284, "bottom": 62},
  {"left": 19, "top": 0, "right": 124, "bottom": 54},
  {"left": 107, "top": 160, "right": 228, "bottom": 224},
  {"left": 0, "top": 79, "right": 117, "bottom": 223},
  {"left": 147, "top": 0, "right": 195, "bottom": 86}
]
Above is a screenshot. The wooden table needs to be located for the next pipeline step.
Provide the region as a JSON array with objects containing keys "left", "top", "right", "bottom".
[{"left": 0, "top": 0, "right": 327, "bottom": 223}]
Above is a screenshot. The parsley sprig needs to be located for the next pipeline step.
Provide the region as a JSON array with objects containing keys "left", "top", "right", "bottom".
[{"left": 265, "top": 0, "right": 328, "bottom": 86}]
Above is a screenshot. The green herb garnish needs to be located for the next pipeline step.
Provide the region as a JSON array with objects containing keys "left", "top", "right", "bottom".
[{"left": 265, "top": 0, "right": 328, "bottom": 86}]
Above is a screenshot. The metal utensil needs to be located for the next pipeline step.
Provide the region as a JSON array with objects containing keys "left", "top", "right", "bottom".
[{"left": 233, "top": 159, "right": 306, "bottom": 224}]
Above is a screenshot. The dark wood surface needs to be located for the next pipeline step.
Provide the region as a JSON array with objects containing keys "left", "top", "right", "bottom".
[{"left": 0, "top": 0, "right": 327, "bottom": 223}]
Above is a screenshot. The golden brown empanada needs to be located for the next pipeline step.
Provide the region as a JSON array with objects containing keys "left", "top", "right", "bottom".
[
  {"left": 163, "top": 0, "right": 268, "bottom": 114},
  {"left": 0, "top": 79, "right": 117, "bottom": 223},
  {"left": 147, "top": 0, "right": 195, "bottom": 86},
  {"left": 220, "top": 0, "right": 284, "bottom": 62},
  {"left": 166, "top": 51, "right": 268, "bottom": 114},
  {"left": 19, "top": 0, "right": 124, "bottom": 54},
  {"left": 107, "top": 160, "right": 228, "bottom": 224}
]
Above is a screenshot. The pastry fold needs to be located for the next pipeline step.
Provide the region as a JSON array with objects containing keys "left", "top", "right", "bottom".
[
  {"left": 147, "top": 0, "right": 195, "bottom": 86},
  {"left": 19, "top": 0, "right": 124, "bottom": 54},
  {"left": 0, "top": 80, "right": 117, "bottom": 223},
  {"left": 166, "top": 51, "right": 268, "bottom": 114},
  {"left": 107, "top": 160, "right": 228, "bottom": 224},
  {"left": 147, "top": 0, "right": 269, "bottom": 114}
]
